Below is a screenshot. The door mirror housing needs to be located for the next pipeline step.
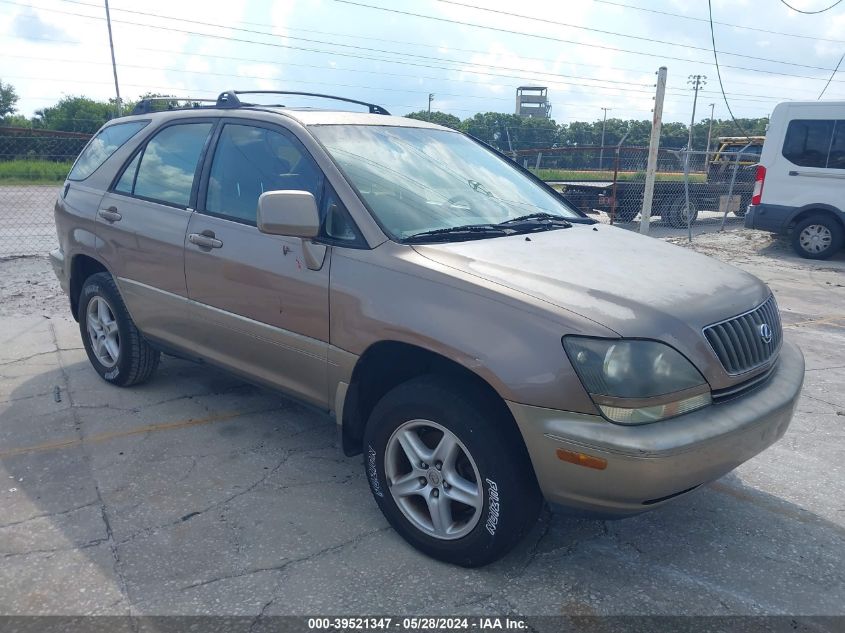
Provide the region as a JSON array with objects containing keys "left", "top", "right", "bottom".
[{"left": 257, "top": 190, "right": 320, "bottom": 238}]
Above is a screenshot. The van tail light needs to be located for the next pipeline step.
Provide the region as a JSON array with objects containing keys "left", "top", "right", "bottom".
[{"left": 751, "top": 165, "right": 766, "bottom": 205}]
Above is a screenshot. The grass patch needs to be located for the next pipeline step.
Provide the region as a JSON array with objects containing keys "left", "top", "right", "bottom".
[
  {"left": 535, "top": 168, "right": 706, "bottom": 184},
  {"left": 0, "top": 160, "right": 73, "bottom": 185}
]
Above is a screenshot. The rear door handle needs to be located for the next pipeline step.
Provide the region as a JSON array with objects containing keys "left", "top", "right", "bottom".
[
  {"left": 188, "top": 232, "right": 223, "bottom": 249},
  {"left": 98, "top": 207, "right": 122, "bottom": 222},
  {"left": 788, "top": 171, "right": 798, "bottom": 176}
]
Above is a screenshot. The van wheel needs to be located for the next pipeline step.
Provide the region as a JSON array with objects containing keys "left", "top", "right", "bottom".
[
  {"left": 363, "top": 376, "right": 542, "bottom": 567},
  {"left": 791, "top": 215, "right": 843, "bottom": 260},
  {"left": 78, "top": 273, "right": 160, "bottom": 386}
]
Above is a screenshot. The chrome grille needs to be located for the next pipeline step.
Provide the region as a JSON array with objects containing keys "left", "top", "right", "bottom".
[{"left": 703, "top": 296, "right": 782, "bottom": 375}]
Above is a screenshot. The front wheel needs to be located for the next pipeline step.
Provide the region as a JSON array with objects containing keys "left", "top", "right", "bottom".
[
  {"left": 363, "top": 376, "right": 542, "bottom": 567},
  {"left": 791, "top": 214, "right": 844, "bottom": 260},
  {"left": 78, "top": 272, "right": 160, "bottom": 386}
]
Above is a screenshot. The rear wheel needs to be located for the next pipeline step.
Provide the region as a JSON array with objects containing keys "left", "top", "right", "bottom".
[
  {"left": 734, "top": 194, "right": 751, "bottom": 218},
  {"left": 363, "top": 376, "right": 542, "bottom": 567},
  {"left": 791, "top": 214, "right": 844, "bottom": 260},
  {"left": 666, "top": 195, "right": 699, "bottom": 228},
  {"left": 78, "top": 272, "right": 160, "bottom": 386}
]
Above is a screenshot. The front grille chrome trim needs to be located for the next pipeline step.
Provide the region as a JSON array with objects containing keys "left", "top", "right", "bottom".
[{"left": 703, "top": 295, "right": 782, "bottom": 376}]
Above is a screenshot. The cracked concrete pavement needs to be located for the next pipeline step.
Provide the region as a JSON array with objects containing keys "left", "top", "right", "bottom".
[{"left": 0, "top": 231, "right": 844, "bottom": 618}]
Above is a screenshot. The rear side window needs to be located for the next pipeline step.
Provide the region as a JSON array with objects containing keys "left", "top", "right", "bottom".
[
  {"left": 130, "top": 123, "right": 214, "bottom": 207},
  {"left": 782, "top": 120, "right": 836, "bottom": 168},
  {"left": 68, "top": 121, "right": 148, "bottom": 181}
]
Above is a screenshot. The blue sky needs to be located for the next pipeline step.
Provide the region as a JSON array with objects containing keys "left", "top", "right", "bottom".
[{"left": 2, "top": 0, "right": 845, "bottom": 124}]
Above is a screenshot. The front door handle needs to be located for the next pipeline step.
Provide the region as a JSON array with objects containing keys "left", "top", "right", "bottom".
[
  {"left": 188, "top": 231, "right": 223, "bottom": 249},
  {"left": 98, "top": 207, "right": 122, "bottom": 222}
]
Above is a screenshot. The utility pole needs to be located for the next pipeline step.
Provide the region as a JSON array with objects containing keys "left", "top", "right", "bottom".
[
  {"left": 683, "top": 74, "right": 706, "bottom": 242},
  {"left": 104, "top": 0, "right": 122, "bottom": 117},
  {"left": 686, "top": 75, "right": 706, "bottom": 152},
  {"left": 640, "top": 67, "right": 667, "bottom": 236},
  {"left": 427, "top": 93, "right": 434, "bottom": 121},
  {"left": 705, "top": 102, "right": 715, "bottom": 164},
  {"left": 598, "top": 107, "right": 611, "bottom": 171}
]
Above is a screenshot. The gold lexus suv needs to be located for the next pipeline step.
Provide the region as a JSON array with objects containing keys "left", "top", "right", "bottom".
[{"left": 50, "top": 91, "right": 804, "bottom": 567}]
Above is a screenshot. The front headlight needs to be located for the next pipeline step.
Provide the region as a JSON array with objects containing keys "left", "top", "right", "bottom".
[{"left": 563, "top": 337, "right": 711, "bottom": 424}]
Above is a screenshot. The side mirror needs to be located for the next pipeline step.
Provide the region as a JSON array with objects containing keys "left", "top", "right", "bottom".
[{"left": 257, "top": 190, "right": 320, "bottom": 238}]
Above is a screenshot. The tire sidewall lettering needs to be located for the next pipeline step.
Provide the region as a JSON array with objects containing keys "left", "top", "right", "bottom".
[
  {"left": 367, "top": 445, "right": 384, "bottom": 497},
  {"left": 485, "top": 478, "right": 500, "bottom": 536}
]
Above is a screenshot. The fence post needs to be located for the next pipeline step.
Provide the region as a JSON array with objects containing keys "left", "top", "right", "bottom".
[
  {"left": 640, "top": 66, "right": 667, "bottom": 235},
  {"left": 535, "top": 152, "right": 542, "bottom": 171},
  {"left": 719, "top": 143, "right": 752, "bottom": 231},
  {"left": 610, "top": 151, "right": 620, "bottom": 225}
]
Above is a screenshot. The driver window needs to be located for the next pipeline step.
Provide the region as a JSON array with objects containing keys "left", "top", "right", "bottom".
[{"left": 206, "top": 124, "right": 324, "bottom": 224}]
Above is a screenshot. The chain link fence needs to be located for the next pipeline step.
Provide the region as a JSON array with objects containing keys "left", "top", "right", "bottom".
[
  {"left": 517, "top": 145, "right": 759, "bottom": 239},
  {"left": 1, "top": 129, "right": 760, "bottom": 257},
  {"left": 0, "top": 127, "right": 89, "bottom": 257}
]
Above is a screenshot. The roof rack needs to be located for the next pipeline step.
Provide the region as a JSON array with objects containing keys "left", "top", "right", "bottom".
[
  {"left": 131, "top": 97, "right": 219, "bottom": 115},
  {"left": 215, "top": 90, "right": 391, "bottom": 115}
]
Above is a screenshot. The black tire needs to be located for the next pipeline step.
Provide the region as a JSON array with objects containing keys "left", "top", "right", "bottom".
[
  {"left": 78, "top": 272, "right": 160, "bottom": 386},
  {"left": 666, "top": 196, "right": 698, "bottom": 228},
  {"left": 791, "top": 214, "right": 844, "bottom": 260},
  {"left": 363, "top": 375, "right": 542, "bottom": 567},
  {"left": 613, "top": 205, "right": 638, "bottom": 223},
  {"left": 734, "top": 195, "right": 750, "bottom": 218}
]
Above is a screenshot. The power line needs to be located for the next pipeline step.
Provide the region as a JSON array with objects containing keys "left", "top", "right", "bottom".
[
  {"left": 333, "top": 0, "right": 845, "bottom": 74},
  {"left": 12, "top": 8, "right": 835, "bottom": 99},
  {"left": 819, "top": 53, "right": 845, "bottom": 98},
  {"left": 8, "top": 2, "right": 761, "bottom": 110},
  {"left": 4, "top": 0, "right": 837, "bottom": 119},
  {"left": 5, "top": 1, "right": 674, "bottom": 97},
  {"left": 707, "top": 0, "right": 750, "bottom": 138},
  {"left": 12, "top": 0, "right": 845, "bottom": 97},
  {"left": 593, "top": 0, "right": 845, "bottom": 45},
  {"left": 778, "top": 0, "right": 844, "bottom": 14},
  {"left": 3, "top": 43, "right": 802, "bottom": 110}
]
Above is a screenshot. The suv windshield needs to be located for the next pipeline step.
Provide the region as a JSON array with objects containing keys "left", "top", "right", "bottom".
[{"left": 311, "top": 125, "right": 579, "bottom": 241}]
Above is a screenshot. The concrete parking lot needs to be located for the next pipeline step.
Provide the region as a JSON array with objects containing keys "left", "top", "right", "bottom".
[{"left": 1, "top": 231, "right": 844, "bottom": 620}]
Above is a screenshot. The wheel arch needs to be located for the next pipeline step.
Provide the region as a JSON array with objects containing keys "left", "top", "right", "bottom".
[
  {"left": 340, "top": 340, "right": 524, "bottom": 460},
  {"left": 787, "top": 204, "right": 845, "bottom": 233},
  {"left": 69, "top": 253, "right": 111, "bottom": 321}
]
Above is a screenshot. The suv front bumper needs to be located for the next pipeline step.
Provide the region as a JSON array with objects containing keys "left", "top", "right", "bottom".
[{"left": 508, "top": 340, "right": 804, "bottom": 517}]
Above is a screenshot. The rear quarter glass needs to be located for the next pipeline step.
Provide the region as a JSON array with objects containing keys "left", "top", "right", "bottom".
[{"left": 68, "top": 120, "right": 149, "bottom": 181}]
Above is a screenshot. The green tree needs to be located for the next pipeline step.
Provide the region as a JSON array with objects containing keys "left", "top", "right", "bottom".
[
  {"left": 0, "top": 80, "right": 19, "bottom": 121},
  {"left": 459, "top": 112, "right": 561, "bottom": 152},
  {"left": 34, "top": 96, "right": 115, "bottom": 133},
  {"left": 1, "top": 114, "right": 31, "bottom": 128},
  {"left": 405, "top": 110, "right": 462, "bottom": 129}
]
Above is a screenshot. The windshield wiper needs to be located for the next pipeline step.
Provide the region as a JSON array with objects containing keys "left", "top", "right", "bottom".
[
  {"left": 498, "top": 212, "right": 573, "bottom": 227},
  {"left": 404, "top": 224, "right": 511, "bottom": 243}
]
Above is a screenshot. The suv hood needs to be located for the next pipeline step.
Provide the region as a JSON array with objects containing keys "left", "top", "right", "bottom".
[{"left": 412, "top": 224, "right": 770, "bottom": 356}]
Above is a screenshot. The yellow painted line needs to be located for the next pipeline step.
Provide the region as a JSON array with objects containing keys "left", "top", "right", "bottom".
[
  {"left": 784, "top": 315, "right": 845, "bottom": 329},
  {"left": 0, "top": 410, "right": 251, "bottom": 459}
]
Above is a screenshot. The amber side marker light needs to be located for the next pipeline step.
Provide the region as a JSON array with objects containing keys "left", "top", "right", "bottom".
[{"left": 556, "top": 448, "right": 608, "bottom": 470}]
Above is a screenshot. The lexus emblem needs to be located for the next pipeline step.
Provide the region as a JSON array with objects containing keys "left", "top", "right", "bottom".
[{"left": 759, "top": 323, "right": 773, "bottom": 344}]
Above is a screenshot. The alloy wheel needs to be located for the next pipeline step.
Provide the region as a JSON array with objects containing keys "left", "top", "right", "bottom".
[
  {"left": 86, "top": 296, "right": 120, "bottom": 368},
  {"left": 385, "top": 419, "right": 483, "bottom": 540}
]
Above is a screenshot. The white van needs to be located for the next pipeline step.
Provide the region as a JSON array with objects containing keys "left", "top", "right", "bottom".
[{"left": 745, "top": 101, "right": 845, "bottom": 259}]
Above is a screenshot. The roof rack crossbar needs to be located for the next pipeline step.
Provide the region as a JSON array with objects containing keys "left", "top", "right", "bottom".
[
  {"left": 215, "top": 90, "right": 391, "bottom": 115},
  {"left": 131, "top": 98, "right": 219, "bottom": 115}
]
